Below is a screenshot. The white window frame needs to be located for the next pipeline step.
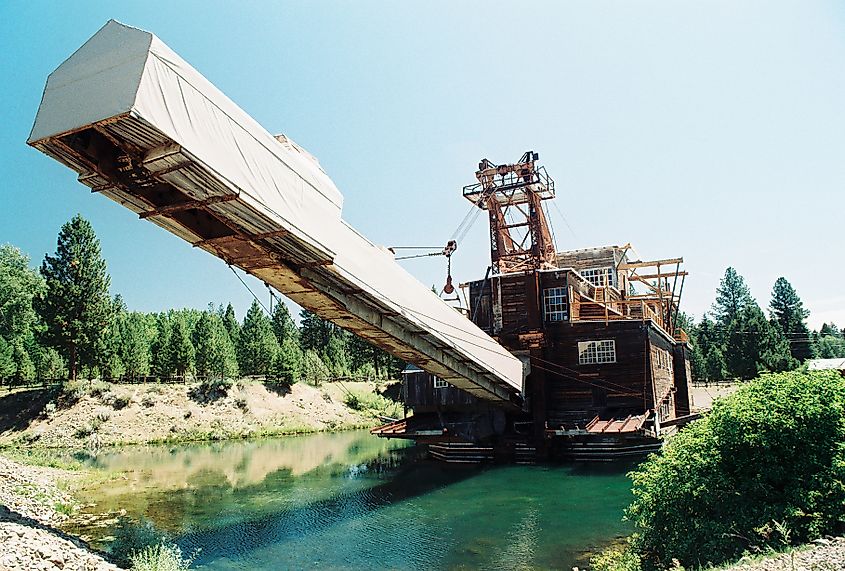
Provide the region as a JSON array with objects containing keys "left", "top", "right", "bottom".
[
  {"left": 578, "top": 340, "right": 617, "bottom": 365},
  {"left": 580, "top": 267, "right": 617, "bottom": 288},
  {"left": 543, "top": 287, "right": 568, "bottom": 322},
  {"left": 653, "top": 348, "right": 671, "bottom": 370},
  {"left": 433, "top": 377, "right": 449, "bottom": 389}
]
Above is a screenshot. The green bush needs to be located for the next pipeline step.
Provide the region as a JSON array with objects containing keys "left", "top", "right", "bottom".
[
  {"left": 627, "top": 371, "right": 845, "bottom": 569},
  {"left": 188, "top": 377, "right": 232, "bottom": 403},
  {"left": 62, "top": 378, "right": 110, "bottom": 403},
  {"left": 344, "top": 392, "right": 362, "bottom": 410},
  {"left": 109, "top": 516, "right": 166, "bottom": 567},
  {"left": 590, "top": 543, "right": 643, "bottom": 571},
  {"left": 129, "top": 542, "right": 194, "bottom": 571},
  {"left": 342, "top": 388, "right": 401, "bottom": 418}
]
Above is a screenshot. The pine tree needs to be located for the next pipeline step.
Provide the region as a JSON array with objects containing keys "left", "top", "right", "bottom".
[
  {"left": 326, "top": 331, "right": 351, "bottom": 377},
  {"left": 221, "top": 303, "right": 241, "bottom": 348},
  {"left": 0, "top": 337, "right": 15, "bottom": 380},
  {"left": 271, "top": 336, "right": 303, "bottom": 385},
  {"left": 34, "top": 216, "right": 114, "bottom": 380},
  {"left": 271, "top": 301, "right": 298, "bottom": 345},
  {"left": 32, "top": 346, "right": 65, "bottom": 380},
  {"left": 725, "top": 304, "right": 796, "bottom": 379},
  {"left": 117, "top": 311, "right": 151, "bottom": 380},
  {"left": 169, "top": 317, "right": 195, "bottom": 378},
  {"left": 151, "top": 313, "right": 174, "bottom": 378},
  {"left": 238, "top": 300, "right": 278, "bottom": 376},
  {"left": 816, "top": 335, "right": 845, "bottom": 358},
  {"left": 194, "top": 311, "right": 238, "bottom": 378},
  {"left": 95, "top": 295, "right": 125, "bottom": 380},
  {"left": 0, "top": 244, "right": 44, "bottom": 342},
  {"left": 703, "top": 345, "right": 727, "bottom": 382},
  {"left": 768, "top": 277, "right": 813, "bottom": 362},
  {"left": 712, "top": 267, "right": 753, "bottom": 328},
  {"left": 301, "top": 348, "right": 331, "bottom": 386},
  {"left": 691, "top": 316, "right": 726, "bottom": 381},
  {"left": 819, "top": 323, "right": 841, "bottom": 338},
  {"left": 11, "top": 338, "right": 35, "bottom": 382},
  {"left": 348, "top": 333, "right": 393, "bottom": 379},
  {"left": 299, "top": 310, "right": 332, "bottom": 353}
]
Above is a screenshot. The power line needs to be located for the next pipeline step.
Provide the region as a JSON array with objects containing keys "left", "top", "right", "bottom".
[{"left": 228, "top": 264, "right": 271, "bottom": 316}]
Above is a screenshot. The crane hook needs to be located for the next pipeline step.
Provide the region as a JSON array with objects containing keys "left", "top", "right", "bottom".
[{"left": 443, "top": 240, "right": 457, "bottom": 295}]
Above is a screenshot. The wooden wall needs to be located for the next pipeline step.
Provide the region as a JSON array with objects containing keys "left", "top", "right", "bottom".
[
  {"left": 555, "top": 246, "right": 625, "bottom": 288},
  {"left": 541, "top": 321, "right": 650, "bottom": 426},
  {"left": 461, "top": 265, "right": 692, "bottom": 433},
  {"left": 404, "top": 370, "right": 479, "bottom": 412},
  {"left": 648, "top": 327, "right": 676, "bottom": 421},
  {"left": 672, "top": 345, "right": 692, "bottom": 416}
]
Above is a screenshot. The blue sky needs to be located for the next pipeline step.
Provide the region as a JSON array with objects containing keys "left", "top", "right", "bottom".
[{"left": 1, "top": 1, "right": 843, "bottom": 328}]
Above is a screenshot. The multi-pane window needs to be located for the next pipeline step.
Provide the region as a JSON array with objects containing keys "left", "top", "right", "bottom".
[
  {"left": 580, "top": 267, "right": 617, "bottom": 288},
  {"left": 652, "top": 348, "right": 671, "bottom": 370},
  {"left": 578, "top": 340, "right": 617, "bottom": 365},
  {"left": 433, "top": 377, "right": 449, "bottom": 389},
  {"left": 543, "top": 287, "right": 568, "bottom": 322}
]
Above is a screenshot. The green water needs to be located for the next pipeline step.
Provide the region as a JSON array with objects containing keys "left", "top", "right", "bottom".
[{"left": 66, "top": 431, "right": 635, "bottom": 570}]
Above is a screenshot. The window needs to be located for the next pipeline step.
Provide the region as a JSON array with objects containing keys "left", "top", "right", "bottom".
[
  {"left": 653, "top": 348, "right": 671, "bottom": 370},
  {"left": 580, "top": 267, "right": 617, "bottom": 288},
  {"left": 433, "top": 377, "right": 449, "bottom": 389},
  {"left": 543, "top": 287, "right": 568, "bottom": 322},
  {"left": 578, "top": 340, "right": 617, "bottom": 365}
]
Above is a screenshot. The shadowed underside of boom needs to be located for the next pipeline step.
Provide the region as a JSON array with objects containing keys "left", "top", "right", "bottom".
[{"left": 27, "top": 20, "right": 524, "bottom": 405}]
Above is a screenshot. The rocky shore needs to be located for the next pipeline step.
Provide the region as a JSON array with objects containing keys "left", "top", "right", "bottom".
[
  {"left": 722, "top": 537, "right": 845, "bottom": 571},
  {"left": 0, "top": 455, "right": 119, "bottom": 571},
  {"left": 0, "top": 381, "right": 390, "bottom": 449}
]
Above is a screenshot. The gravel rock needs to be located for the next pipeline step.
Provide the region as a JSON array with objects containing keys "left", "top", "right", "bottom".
[
  {"left": 0, "top": 521, "right": 119, "bottom": 570},
  {"left": 724, "top": 537, "right": 845, "bottom": 571},
  {"left": 0, "top": 455, "right": 121, "bottom": 570}
]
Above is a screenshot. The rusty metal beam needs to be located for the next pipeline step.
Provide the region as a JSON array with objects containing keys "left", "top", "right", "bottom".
[{"left": 139, "top": 194, "right": 238, "bottom": 219}]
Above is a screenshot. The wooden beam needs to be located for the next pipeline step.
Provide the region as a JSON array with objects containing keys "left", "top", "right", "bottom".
[
  {"left": 192, "top": 234, "right": 241, "bottom": 248},
  {"left": 619, "top": 257, "right": 683, "bottom": 270},
  {"left": 629, "top": 271, "right": 688, "bottom": 281},
  {"left": 139, "top": 194, "right": 238, "bottom": 219},
  {"left": 192, "top": 228, "right": 290, "bottom": 249}
]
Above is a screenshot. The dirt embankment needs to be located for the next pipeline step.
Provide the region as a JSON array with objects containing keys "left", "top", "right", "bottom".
[
  {"left": 0, "top": 455, "right": 119, "bottom": 570},
  {"left": 0, "top": 380, "right": 395, "bottom": 449}
]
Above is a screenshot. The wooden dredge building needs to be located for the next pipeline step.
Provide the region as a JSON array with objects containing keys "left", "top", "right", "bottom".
[
  {"left": 27, "top": 23, "right": 689, "bottom": 463},
  {"left": 375, "top": 153, "right": 694, "bottom": 462}
]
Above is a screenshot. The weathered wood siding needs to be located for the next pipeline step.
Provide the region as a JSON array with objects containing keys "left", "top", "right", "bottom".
[
  {"left": 672, "top": 345, "right": 692, "bottom": 416},
  {"left": 648, "top": 327, "right": 676, "bottom": 421},
  {"left": 541, "top": 321, "right": 651, "bottom": 426},
  {"left": 468, "top": 279, "right": 494, "bottom": 334},
  {"left": 556, "top": 246, "right": 625, "bottom": 288},
  {"left": 404, "top": 370, "right": 479, "bottom": 412}
]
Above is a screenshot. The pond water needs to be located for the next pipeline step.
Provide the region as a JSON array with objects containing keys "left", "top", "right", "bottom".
[{"left": 64, "top": 431, "right": 636, "bottom": 570}]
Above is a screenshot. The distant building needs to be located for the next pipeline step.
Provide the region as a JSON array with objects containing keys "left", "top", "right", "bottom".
[{"left": 807, "top": 358, "right": 845, "bottom": 375}]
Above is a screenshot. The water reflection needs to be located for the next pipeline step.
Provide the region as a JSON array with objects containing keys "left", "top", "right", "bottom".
[{"left": 64, "top": 432, "right": 635, "bottom": 570}]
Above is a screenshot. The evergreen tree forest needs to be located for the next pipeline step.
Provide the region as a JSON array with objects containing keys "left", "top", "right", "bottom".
[
  {"left": 0, "top": 216, "right": 403, "bottom": 386},
  {"left": 685, "top": 267, "right": 844, "bottom": 382},
  {"left": 1, "top": 217, "right": 842, "bottom": 386}
]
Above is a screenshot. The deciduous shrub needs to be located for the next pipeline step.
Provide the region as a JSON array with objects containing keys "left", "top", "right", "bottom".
[
  {"left": 627, "top": 371, "right": 845, "bottom": 569},
  {"left": 188, "top": 377, "right": 232, "bottom": 403},
  {"left": 62, "top": 378, "right": 110, "bottom": 403},
  {"left": 129, "top": 542, "right": 195, "bottom": 571}
]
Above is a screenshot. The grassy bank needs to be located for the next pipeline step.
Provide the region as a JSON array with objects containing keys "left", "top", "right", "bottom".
[{"left": 0, "top": 378, "right": 401, "bottom": 450}]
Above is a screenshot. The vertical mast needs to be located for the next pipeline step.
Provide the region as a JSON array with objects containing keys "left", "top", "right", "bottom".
[{"left": 463, "top": 151, "right": 557, "bottom": 274}]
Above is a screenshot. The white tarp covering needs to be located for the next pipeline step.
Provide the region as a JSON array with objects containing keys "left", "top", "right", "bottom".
[{"left": 28, "top": 20, "right": 524, "bottom": 397}]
